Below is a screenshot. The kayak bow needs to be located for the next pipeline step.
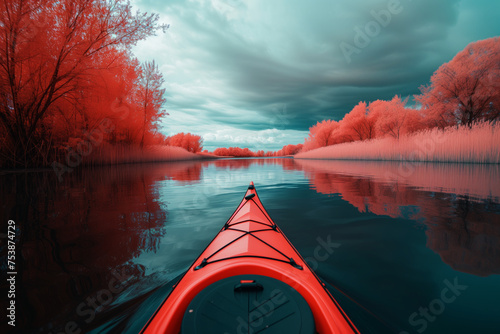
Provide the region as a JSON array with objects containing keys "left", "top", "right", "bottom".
[{"left": 142, "top": 182, "right": 359, "bottom": 333}]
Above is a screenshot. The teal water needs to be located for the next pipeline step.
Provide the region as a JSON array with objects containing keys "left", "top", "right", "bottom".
[{"left": 1, "top": 158, "right": 499, "bottom": 333}]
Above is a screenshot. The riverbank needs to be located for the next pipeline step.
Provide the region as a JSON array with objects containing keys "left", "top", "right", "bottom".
[
  {"left": 295, "top": 122, "right": 500, "bottom": 163},
  {"left": 39, "top": 144, "right": 217, "bottom": 181},
  {"left": 77, "top": 144, "right": 219, "bottom": 165}
]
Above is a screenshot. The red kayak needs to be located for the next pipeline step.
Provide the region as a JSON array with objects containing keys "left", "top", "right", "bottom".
[{"left": 142, "top": 182, "right": 359, "bottom": 333}]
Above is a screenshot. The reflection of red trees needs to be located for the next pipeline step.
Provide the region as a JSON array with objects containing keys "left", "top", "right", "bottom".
[
  {"left": 292, "top": 159, "right": 500, "bottom": 276},
  {"left": 161, "top": 161, "right": 203, "bottom": 182},
  {"left": 426, "top": 200, "right": 500, "bottom": 276},
  {"left": 213, "top": 158, "right": 254, "bottom": 169},
  {"left": 201, "top": 157, "right": 500, "bottom": 276},
  {"left": 210, "top": 157, "right": 297, "bottom": 170},
  {"left": 303, "top": 170, "right": 417, "bottom": 218},
  {"left": 0, "top": 165, "right": 177, "bottom": 331}
]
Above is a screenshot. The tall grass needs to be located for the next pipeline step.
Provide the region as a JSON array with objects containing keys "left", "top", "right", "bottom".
[{"left": 295, "top": 122, "right": 500, "bottom": 163}]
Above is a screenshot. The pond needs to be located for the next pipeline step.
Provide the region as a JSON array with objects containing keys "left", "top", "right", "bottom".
[{"left": 1, "top": 158, "right": 499, "bottom": 333}]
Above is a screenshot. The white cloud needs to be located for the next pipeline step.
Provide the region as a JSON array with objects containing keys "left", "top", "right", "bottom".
[{"left": 202, "top": 127, "right": 307, "bottom": 151}]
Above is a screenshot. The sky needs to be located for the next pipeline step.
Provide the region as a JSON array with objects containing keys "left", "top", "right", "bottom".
[{"left": 130, "top": 0, "right": 500, "bottom": 151}]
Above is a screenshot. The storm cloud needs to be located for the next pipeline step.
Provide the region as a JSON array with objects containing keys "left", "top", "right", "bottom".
[{"left": 131, "top": 0, "right": 500, "bottom": 151}]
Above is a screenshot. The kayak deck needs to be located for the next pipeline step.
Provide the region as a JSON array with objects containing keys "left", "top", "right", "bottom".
[
  {"left": 141, "top": 182, "right": 359, "bottom": 333},
  {"left": 182, "top": 274, "right": 315, "bottom": 333}
]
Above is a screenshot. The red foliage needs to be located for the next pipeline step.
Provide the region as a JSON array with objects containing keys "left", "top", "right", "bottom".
[
  {"left": 211, "top": 144, "right": 302, "bottom": 157},
  {"left": 166, "top": 133, "right": 203, "bottom": 153},
  {"left": 137, "top": 60, "right": 167, "bottom": 148},
  {"left": 302, "top": 120, "right": 339, "bottom": 151},
  {"left": 371, "top": 96, "right": 425, "bottom": 139},
  {"left": 299, "top": 38, "right": 500, "bottom": 153},
  {"left": 213, "top": 147, "right": 257, "bottom": 157},
  {"left": 416, "top": 37, "right": 500, "bottom": 127},
  {"left": 274, "top": 144, "right": 303, "bottom": 156},
  {"left": 338, "top": 102, "right": 378, "bottom": 141},
  {"left": 0, "top": 0, "right": 166, "bottom": 167}
]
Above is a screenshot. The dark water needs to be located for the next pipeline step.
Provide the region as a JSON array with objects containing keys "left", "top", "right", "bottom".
[{"left": 1, "top": 158, "right": 499, "bottom": 333}]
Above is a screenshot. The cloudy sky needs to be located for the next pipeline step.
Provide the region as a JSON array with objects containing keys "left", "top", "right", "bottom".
[{"left": 130, "top": 0, "right": 500, "bottom": 151}]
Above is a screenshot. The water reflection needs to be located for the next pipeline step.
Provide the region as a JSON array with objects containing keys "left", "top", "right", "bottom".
[
  {"left": 207, "top": 157, "right": 288, "bottom": 170},
  {"left": 167, "top": 158, "right": 500, "bottom": 276},
  {"left": 163, "top": 158, "right": 500, "bottom": 277},
  {"left": 1, "top": 158, "right": 499, "bottom": 334},
  {"left": 165, "top": 161, "right": 203, "bottom": 182},
  {"left": 293, "top": 159, "right": 500, "bottom": 202},
  {"left": 292, "top": 159, "right": 500, "bottom": 277},
  {"left": 0, "top": 164, "right": 187, "bottom": 332}
]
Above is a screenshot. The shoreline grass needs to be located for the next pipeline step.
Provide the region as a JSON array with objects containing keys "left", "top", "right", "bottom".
[{"left": 294, "top": 122, "right": 500, "bottom": 164}]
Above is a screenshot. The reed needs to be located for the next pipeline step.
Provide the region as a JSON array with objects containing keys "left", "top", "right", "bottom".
[{"left": 295, "top": 122, "right": 500, "bottom": 163}]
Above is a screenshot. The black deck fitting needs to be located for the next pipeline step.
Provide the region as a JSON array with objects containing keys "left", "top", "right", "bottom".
[
  {"left": 290, "top": 258, "right": 303, "bottom": 270},
  {"left": 194, "top": 258, "right": 208, "bottom": 270},
  {"left": 245, "top": 193, "right": 255, "bottom": 200}
]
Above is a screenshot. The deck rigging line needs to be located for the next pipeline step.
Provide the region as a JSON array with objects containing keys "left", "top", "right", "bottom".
[{"left": 194, "top": 195, "right": 302, "bottom": 270}]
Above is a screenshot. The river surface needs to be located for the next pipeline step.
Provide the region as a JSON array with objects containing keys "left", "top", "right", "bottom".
[{"left": 1, "top": 158, "right": 499, "bottom": 334}]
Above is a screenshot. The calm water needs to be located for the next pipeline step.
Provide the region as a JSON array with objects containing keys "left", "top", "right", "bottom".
[{"left": 1, "top": 158, "right": 499, "bottom": 333}]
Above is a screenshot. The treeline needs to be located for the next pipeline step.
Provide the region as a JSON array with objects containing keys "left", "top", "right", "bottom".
[
  {"left": 0, "top": 0, "right": 168, "bottom": 168},
  {"left": 185, "top": 38, "right": 499, "bottom": 158},
  {"left": 211, "top": 143, "right": 303, "bottom": 157},
  {"left": 301, "top": 37, "right": 499, "bottom": 153}
]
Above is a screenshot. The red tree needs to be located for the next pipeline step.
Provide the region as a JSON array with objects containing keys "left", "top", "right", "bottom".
[
  {"left": 167, "top": 133, "right": 203, "bottom": 153},
  {"left": 136, "top": 60, "right": 166, "bottom": 148},
  {"left": 415, "top": 37, "right": 500, "bottom": 128},
  {"left": 279, "top": 144, "right": 303, "bottom": 155},
  {"left": 370, "top": 96, "right": 425, "bottom": 139},
  {"left": 212, "top": 147, "right": 261, "bottom": 157},
  {"left": 338, "top": 102, "right": 378, "bottom": 142},
  {"left": 0, "top": 0, "right": 165, "bottom": 167},
  {"left": 302, "top": 120, "right": 339, "bottom": 151}
]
